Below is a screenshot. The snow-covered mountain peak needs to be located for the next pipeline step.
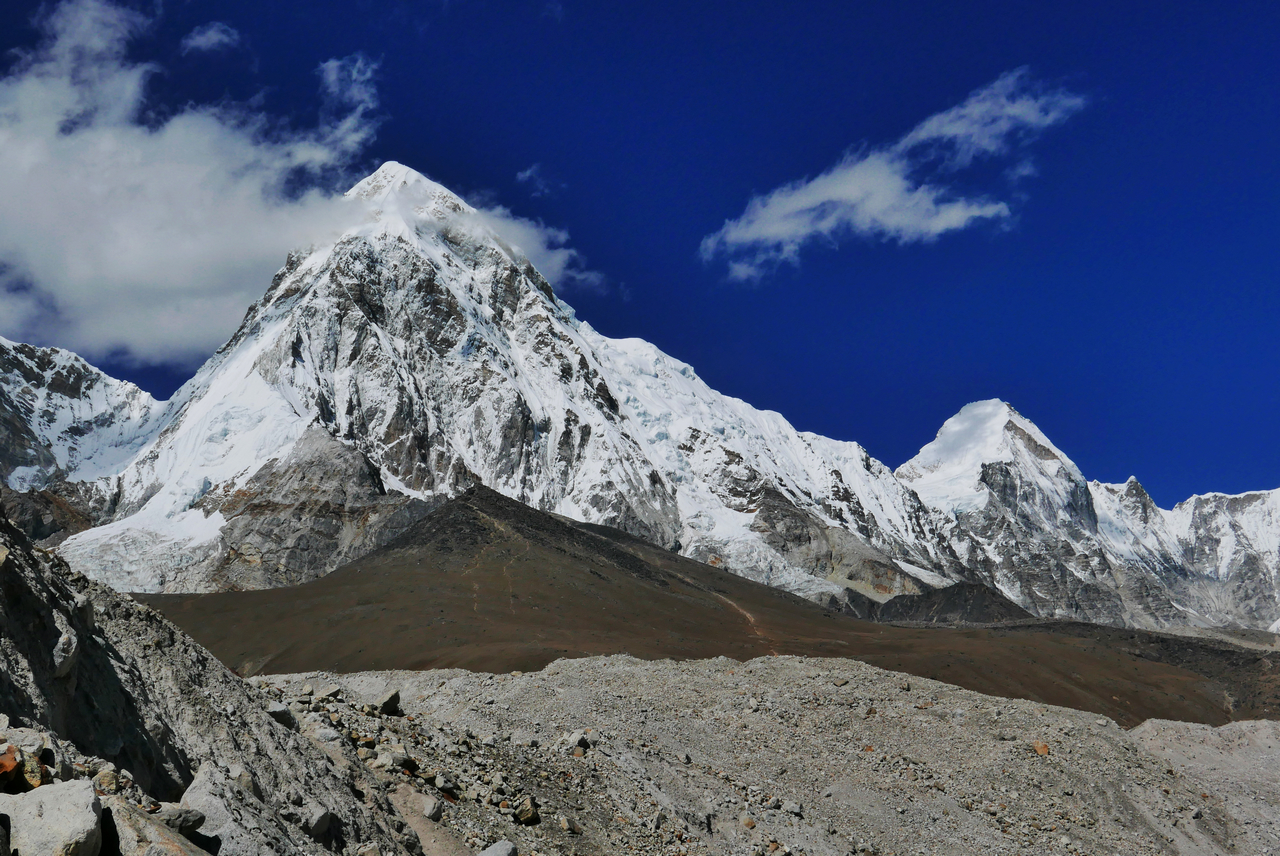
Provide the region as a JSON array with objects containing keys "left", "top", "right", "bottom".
[
  {"left": 11, "top": 160, "right": 1280, "bottom": 631},
  {"left": 1, "top": 335, "right": 163, "bottom": 489},
  {"left": 338, "top": 161, "right": 488, "bottom": 253},
  {"left": 896, "top": 399, "right": 1083, "bottom": 514},
  {"left": 346, "top": 161, "right": 472, "bottom": 215}
]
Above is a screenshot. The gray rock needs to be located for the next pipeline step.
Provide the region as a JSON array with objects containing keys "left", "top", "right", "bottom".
[
  {"left": 374, "top": 746, "right": 413, "bottom": 770},
  {"left": 155, "top": 804, "right": 206, "bottom": 836},
  {"left": 432, "top": 773, "right": 459, "bottom": 795},
  {"left": 266, "top": 700, "right": 297, "bottom": 729},
  {"left": 73, "top": 592, "right": 94, "bottom": 629},
  {"left": 187, "top": 426, "right": 434, "bottom": 592},
  {"left": 376, "top": 688, "right": 402, "bottom": 716},
  {"left": 52, "top": 629, "right": 80, "bottom": 678},
  {"left": 421, "top": 793, "right": 444, "bottom": 822},
  {"left": 304, "top": 808, "right": 334, "bottom": 840},
  {"left": 105, "top": 796, "right": 209, "bottom": 855},
  {"left": 0, "top": 779, "right": 101, "bottom": 856},
  {"left": 479, "top": 842, "right": 517, "bottom": 856},
  {"left": 0, "top": 518, "right": 408, "bottom": 856}
]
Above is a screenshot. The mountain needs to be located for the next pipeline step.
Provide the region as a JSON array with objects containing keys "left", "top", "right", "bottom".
[
  {"left": 3, "top": 163, "right": 954, "bottom": 602},
  {"left": 897, "top": 399, "right": 1280, "bottom": 629},
  {"left": 2, "top": 162, "right": 1279, "bottom": 631}
]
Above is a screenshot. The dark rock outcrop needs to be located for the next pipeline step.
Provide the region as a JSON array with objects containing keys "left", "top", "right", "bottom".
[{"left": 0, "top": 510, "right": 408, "bottom": 854}]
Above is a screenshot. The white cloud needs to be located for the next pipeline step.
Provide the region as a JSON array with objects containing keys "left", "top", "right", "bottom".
[
  {"left": 471, "top": 205, "right": 606, "bottom": 293},
  {"left": 0, "top": 0, "right": 381, "bottom": 366},
  {"left": 179, "top": 21, "right": 240, "bottom": 54},
  {"left": 515, "top": 162, "right": 564, "bottom": 199},
  {"left": 701, "top": 68, "right": 1085, "bottom": 281}
]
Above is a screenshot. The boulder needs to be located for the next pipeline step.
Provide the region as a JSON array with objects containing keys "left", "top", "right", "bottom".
[
  {"left": 52, "top": 629, "right": 80, "bottom": 678},
  {"left": 104, "top": 796, "right": 209, "bottom": 855},
  {"left": 265, "top": 701, "right": 296, "bottom": 730},
  {"left": 513, "top": 794, "right": 539, "bottom": 825},
  {"left": 376, "top": 689, "right": 402, "bottom": 716},
  {"left": 304, "top": 808, "right": 334, "bottom": 840},
  {"left": 0, "top": 779, "right": 101, "bottom": 856},
  {"left": 91, "top": 767, "right": 119, "bottom": 795},
  {"left": 154, "top": 804, "right": 205, "bottom": 837},
  {"left": 479, "top": 842, "right": 517, "bottom": 856}
]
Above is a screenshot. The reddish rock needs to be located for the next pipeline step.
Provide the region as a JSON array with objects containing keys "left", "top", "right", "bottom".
[{"left": 0, "top": 744, "right": 22, "bottom": 781}]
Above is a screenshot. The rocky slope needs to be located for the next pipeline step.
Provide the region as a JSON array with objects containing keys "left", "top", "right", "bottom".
[
  {"left": 2, "top": 162, "right": 1279, "bottom": 631},
  {"left": 139, "top": 487, "right": 1280, "bottom": 730},
  {"left": 0, "top": 506, "right": 438, "bottom": 854},
  {"left": 269, "top": 655, "right": 1280, "bottom": 856}
]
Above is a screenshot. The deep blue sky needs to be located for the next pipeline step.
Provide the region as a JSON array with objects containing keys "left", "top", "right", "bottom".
[{"left": 2, "top": 0, "right": 1278, "bottom": 507}]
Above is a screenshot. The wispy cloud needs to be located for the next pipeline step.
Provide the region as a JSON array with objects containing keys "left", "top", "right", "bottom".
[
  {"left": 179, "top": 21, "right": 240, "bottom": 54},
  {"left": 471, "top": 205, "right": 606, "bottom": 293},
  {"left": 0, "top": 0, "right": 381, "bottom": 366},
  {"left": 701, "top": 68, "right": 1085, "bottom": 281},
  {"left": 516, "top": 163, "right": 565, "bottom": 199}
]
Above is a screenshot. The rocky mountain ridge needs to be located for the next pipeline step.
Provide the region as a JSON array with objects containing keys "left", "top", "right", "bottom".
[
  {"left": 2, "top": 162, "right": 1278, "bottom": 631},
  {"left": 896, "top": 400, "right": 1280, "bottom": 629}
]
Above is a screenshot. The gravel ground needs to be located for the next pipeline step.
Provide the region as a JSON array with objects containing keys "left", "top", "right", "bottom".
[{"left": 269, "top": 654, "right": 1280, "bottom": 856}]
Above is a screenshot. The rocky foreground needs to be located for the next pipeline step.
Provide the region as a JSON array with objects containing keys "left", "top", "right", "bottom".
[
  {"left": 267, "top": 659, "right": 1280, "bottom": 856},
  {"left": 3, "top": 505, "right": 1280, "bottom": 856}
]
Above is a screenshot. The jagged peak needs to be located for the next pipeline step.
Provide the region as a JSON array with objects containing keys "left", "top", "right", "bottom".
[
  {"left": 899, "top": 400, "right": 1074, "bottom": 475},
  {"left": 347, "top": 162, "right": 467, "bottom": 206},
  {"left": 344, "top": 161, "right": 475, "bottom": 230},
  {"left": 1091, "top": 475, "right": 1145, "bottom": 493},
  {"left": 895, "top": 399, "right": 1086, "bottom": 514}
]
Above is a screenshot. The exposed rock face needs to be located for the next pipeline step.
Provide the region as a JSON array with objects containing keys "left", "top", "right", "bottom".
[
  {"left": 875, "top": 583, "right": 1033, "bottom": 624},
  {"left": 0, "top": 779, "right": 101, "bottom": 856},
  {"left": 0, "top": 511, "right": 411, "bottom": 854},
  {"left": 0, "top": 335, "right": 162, "bottom": 494},
  {"left": 192, "top": 426, "right": 434, "bottom": 591}
]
